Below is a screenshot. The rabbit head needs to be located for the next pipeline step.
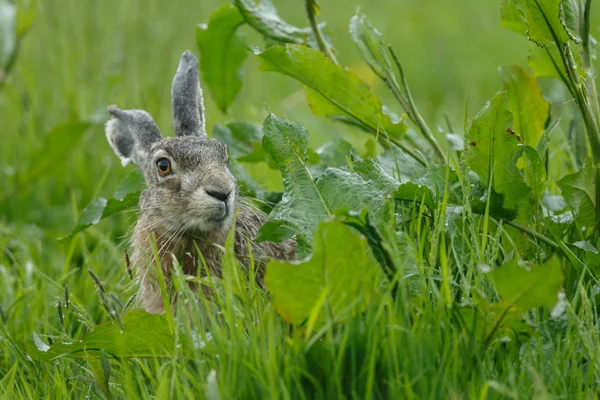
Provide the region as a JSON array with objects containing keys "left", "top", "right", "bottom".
[{"left": 104, "top": 51, "right": 237, "bottom": 234}]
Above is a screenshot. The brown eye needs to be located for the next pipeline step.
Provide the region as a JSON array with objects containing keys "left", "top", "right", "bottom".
[{"left": 156, "top": 158, "right": 172, "bottom": 175}]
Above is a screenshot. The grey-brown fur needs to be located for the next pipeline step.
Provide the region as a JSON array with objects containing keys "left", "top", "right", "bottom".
[{"left": 105, "top": 51, "right": 295, "bottom": 314}]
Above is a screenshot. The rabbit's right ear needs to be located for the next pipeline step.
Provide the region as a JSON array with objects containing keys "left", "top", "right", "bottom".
[
  {"left": 171, "top": 50, "right": 207, "bottom": 138},
  {"left": 105, "top": 105, "right": 162, "bottom": 166}
]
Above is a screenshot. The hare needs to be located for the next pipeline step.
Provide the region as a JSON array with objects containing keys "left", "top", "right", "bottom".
[{"left": 105, "top": 50, "right": 296, "bottom": 314}]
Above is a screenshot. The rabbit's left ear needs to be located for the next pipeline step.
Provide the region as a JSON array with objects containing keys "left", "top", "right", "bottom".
[
  {"left": 171, "top": 50, "right": 206, "bottom": 138},
  {"left": 105, "top": 105, "right": 162, "bottom": 166}
]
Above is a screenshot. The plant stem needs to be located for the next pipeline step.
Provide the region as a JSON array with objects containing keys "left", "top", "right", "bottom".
[
  {"left": 388, "top": 46, "right": 447, "bottom": 164},
  {"left": 533, "top": 0, "right": 600, "bottom": 238},
  {"left": 304, "top": 0, "right": 338, "bottom": 64},
  {"left": 503, "top": 220, "right": 558, "bottom": 249},
  {"left": 581, "top": 0, "right": 600, "bottom": 240}
]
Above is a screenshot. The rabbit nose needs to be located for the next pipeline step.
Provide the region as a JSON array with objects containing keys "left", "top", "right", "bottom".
[{"left": 205, "top": 187, "right": 232, "bottom": 202}]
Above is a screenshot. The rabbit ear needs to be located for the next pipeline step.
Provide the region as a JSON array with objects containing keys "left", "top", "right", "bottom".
[
  {"left": 171, "top": 50, "right": 207, "bottom": 137},
  {"left": 105, "top": 105, "right": 163, "bottom": 166}
]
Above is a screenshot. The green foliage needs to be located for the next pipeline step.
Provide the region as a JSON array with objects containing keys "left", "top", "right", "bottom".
[
  {"left": 557, "top": 160, "right": 597, "bottom": 226},
  {"left": 500, "top": 65, "right": 549, "bottom": 146},
  {"left": 265, "top": 220, "right": 377, "bottom": 327},
  {"left": 234, "top": 0, "right": 317, "bottom": 45},
  {"left": 253, "top": 44, "right": 407, "bottom": 141},
  {"left": 467, "top": 92, "right": 533, "bottom": 219},
  {"left": 60, "top": 169, "right": 144, "bottom": 241},
  {"left": 348, "top": 14, "right": 395, "bottom": 84},
  {"left": 257, "top": 113, "right": 396, "bottom": 257},
  {"left": 256, "top": 113, "right": 331, "bottom": 254},
  {"left": 26, "top": 310, "right": 176, "bottom": 361},
  {"left": 196, "top": 4, "right": 247, "bottom": 113},
  {"left": 490, "top": 257, "right": 563, "bottom": 313},
  {"left": 502, "top": 0, "right": 570, "bottom": 45},
  {"left": 213, "top": 122, "right": 265, "bottom": 162},
  {"left": 6, "top": 0, "right": 600, "bottom": 398}
]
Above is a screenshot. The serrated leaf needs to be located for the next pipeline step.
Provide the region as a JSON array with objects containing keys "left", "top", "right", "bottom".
[
  {"left": 257, "top": 114, "right": 397, "bottom": 258},
  {"left": 26, "top": 310, "right": 177, "bottom": 361},
  {"left": 557, "top": 160, "right": 596, "bottom": 226},
  {"left": 501, "top": 65, "right": 549, "bottom": 147},
  {"left": 349, "top": 13, "right": 395, "bottom": 83},
  {"left": 561, "top": 0, "right": 582, "bottom": 42},
  {"left": 467, "top": 92, "right": 532, "bottom": 219},
  {"left": 490, "top": 257, "right": 563, "bottom": 313},
  {"left": 254, "top": 44, "right": 407, "bottom": 141},
  {"left": 196, "top": 4, "right": 247, "bottom": 113},
  {"left": 351, "top": 156, "right": 400, "bottom": 193},
  {"left": 501, "top": 0, "right": 528, "bottom": 37},
  {"left": 265, "top": 221, "right": 377, "bottom": 326},
  {"left": 502, "top": 0, "right": 570, "bottom": 45},
  {"left": 316, "top": 168, "right": 393, "bottom": 232},
  {"left": 20, "top": 122, "right": 91, "bottom": 184},
  {"left": 234, "top": 0, "right": 315, "bottom": 46},
  {"left": 256, "top": 114, "right": 331, "bottom": 255},
  {"left": 60, "top": 169, "right": 145, "bottom": 242},
  {"left": 212, "top": 122, "right": 265, "bottom": 162}
]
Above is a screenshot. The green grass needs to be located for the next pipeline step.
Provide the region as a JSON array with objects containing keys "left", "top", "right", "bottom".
[{"left": 3, "top": 0, "right": 600, "bottom": 398}]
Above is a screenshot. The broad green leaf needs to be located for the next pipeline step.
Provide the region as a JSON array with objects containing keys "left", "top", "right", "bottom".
[
  {"left": 257, "top": 114, "right": 397, "bottom": 258},
  {"left": 349, "top": 13, "right": 395, "bottom": 83},
  {"left": 470, "top": 183, "right": 519, "bottom": 221},
  {"left": 26, "top": 310, "right": 177, "bottom": 361},
  {"left": 501, "top": 0, "right": 528, "bottom": 37},
  {"left": 351, "top": 157, "right": 400, "bottom": 193},
  {"left": 528, "top": 42, "right": 585, "bottom": 80},
  {"left": 20, "top": 122, "right": 90, "bottom": 184},
  {"left": 196, "top": 5, "right": 247, "bottom": 113},
  {"left": 256, "top": 114, "right": 331, "bottom": 255},
  {"left": 395, "top": 182, "right": 434, "bottom": 211},
  {"left": 502, "top": 0, "right": 570, "bottom": 45},
  {"left": 467, "top": 92, "right": 532, "bottom": 219},
  {"left": 315, "top": 139, "right": 355, "bottom": 168},
  {"left": 234, "top": 0, "right": 315, "bottom": 46},
  {"left": 60, "top": 169, "right": 145, "bottom": 242},
  {"left": 523, "top": 146, "right": 546, "bottom": 203},
  {"left": 557, "top": 160, "right": 597, "bottom": 226},
  {"left": 0, "top": 0, "right": 16, "bottom": 67},
  {"left": 265, "top": 220, "right": 377, "bottom": 326},
  {"left": 212, "top": 122, "right": 264, "bottom": 162},
  {"left": 316, "top": 168, "right": 393, "bottom": 232},
  {"left": 254, "top": 44, "right": 407, "bottom": 141},
  {"left": 490, "top": 257, "right": 563, "bottom": 313},
  {"left": 501, "top": 65, "right": 549, "bottom": 147},
  {"left": 523, "top": 0, "right": 570, "bottom": 45}
]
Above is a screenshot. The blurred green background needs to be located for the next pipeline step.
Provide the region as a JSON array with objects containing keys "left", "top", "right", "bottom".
[{"left": 0, "top": 0, "right": 598, "bottom": 310}]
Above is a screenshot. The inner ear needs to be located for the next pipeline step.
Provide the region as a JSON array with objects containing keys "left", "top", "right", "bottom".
[
  {"left": 171, "top": 50, "right": 206, "bottom": 138},
  {"left": 105, "top": 105, "right": 163, "bottom": 166}
]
